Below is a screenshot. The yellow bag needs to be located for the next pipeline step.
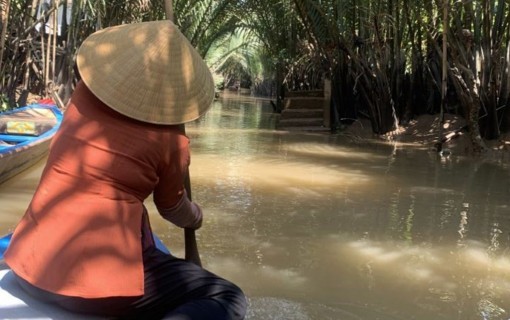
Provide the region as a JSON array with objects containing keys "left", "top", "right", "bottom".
[{"left": 6, "top": 121, "right": 36, "bottom": 135}]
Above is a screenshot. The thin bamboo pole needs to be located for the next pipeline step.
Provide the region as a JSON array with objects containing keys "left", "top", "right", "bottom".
[
  {"left": 0, "top": 0, "right": 11, "bottom": 73},
  {"left": 51, "top": 0, "right": 59, "bottom": 83},
  {"left": 439, "top": 0, "right": 448, "bottom": 146},
  {"left": 40, "top": 14, "right": 46, "bottom": 94},
  {"left": 165, "top": 0, "right": 174, "bottom": 21}
]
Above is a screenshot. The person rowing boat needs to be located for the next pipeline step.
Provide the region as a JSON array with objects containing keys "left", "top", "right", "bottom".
[{"left": 3, "top": 20, "right": 247, "bottom": 319}]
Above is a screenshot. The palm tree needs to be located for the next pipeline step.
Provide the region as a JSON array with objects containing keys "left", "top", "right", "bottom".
[
  {"left": 0, "top": 0, "right": 244, "bottom": 108},
  {"left": 1, "top": 0, "right": 509, "bottom": 154},
  {"left": 206, "top": 30, "right": 260, "bottom": 89},
  {"left": 173, "top": 0, "right": 242, "bottom": 58},
  {"left": 242, "top": 0, "right": 300, "bottom": 110},
  {"left": 292, "top": 0, "right": 399, "bottom": 133}
]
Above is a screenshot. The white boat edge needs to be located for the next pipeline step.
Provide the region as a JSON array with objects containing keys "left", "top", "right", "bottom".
[{"left": 0, "top": 269, "right": 105, "bottom": 319}]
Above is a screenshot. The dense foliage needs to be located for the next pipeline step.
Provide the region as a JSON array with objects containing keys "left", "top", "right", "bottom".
[{"left": 1, "top": 0, "right": 509, "bottom": 151}]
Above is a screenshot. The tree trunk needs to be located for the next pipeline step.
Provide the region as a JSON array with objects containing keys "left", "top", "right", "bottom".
[
  {"left": 0, "top": 0, "right": 11, "bottom": 73},
  {"left": 449, "top": 66, "right": 487, "bottom": 153},
  {"left": 438, "top": 0, "right": 448, "bottom": 143},
  {"left": 275, "top": 60, "right": 285, "bottom": 112},
  {"left": 164, "top": 0, "right": 174, "bottom": 21}
]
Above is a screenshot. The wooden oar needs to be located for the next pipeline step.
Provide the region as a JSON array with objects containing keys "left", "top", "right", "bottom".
[
  {"left": 163, "top": 0, "right": 201, "bottom": 268},
  {"left": 181, "top": 126, "right": 202, "bottom": 267}
]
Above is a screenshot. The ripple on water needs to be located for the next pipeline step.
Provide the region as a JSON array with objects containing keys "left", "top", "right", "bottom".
[{"left": 246, "top": 297, "right": 412, "bottom": 320}]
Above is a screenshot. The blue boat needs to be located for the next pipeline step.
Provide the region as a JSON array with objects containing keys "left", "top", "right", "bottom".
[
  {"left": 0, "top": 103, "right": 63, "bottom": 185},
  {"left": 0, "top": 233, "right": 10, "bottom": 261}
]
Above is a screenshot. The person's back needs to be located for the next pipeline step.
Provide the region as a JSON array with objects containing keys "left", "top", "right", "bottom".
[{"left": 6, "top": 81, "right": 190, "bottom": 297}]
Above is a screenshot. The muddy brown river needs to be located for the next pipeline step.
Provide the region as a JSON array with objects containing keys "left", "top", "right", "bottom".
[{"left": 1, "top": 95, "right": 510, "bottom": 319}]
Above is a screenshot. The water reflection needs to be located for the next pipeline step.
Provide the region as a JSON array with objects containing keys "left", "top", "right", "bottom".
[
  {"left": 2, "top": 95, "right": 510, "bottom": 319},
  {"left": 0, "top": 157, "right": 45, "bottom": 234}
]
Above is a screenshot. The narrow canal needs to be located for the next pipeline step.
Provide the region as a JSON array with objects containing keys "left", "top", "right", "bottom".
[{"left": 1, "top": 94, "right": 510, "bottom": 319}]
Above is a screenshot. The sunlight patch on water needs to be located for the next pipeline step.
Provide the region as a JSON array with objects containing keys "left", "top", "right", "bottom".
[
  {"left": 284, "top": 142, "right": 387, "bottom": 161},
  {"left": 191, "top": 154, "right": 371, "bottom": 192},
  {"left": 207, "top": 257, "right": 308, "bottom": 295},
  {"left": 347, "top": 240, "right": 447, "bottom": 285},
  {"left": 304, "top": 235, "right": 510, "bottom": 318},
  {"left": 186, "top": 126, "right": 287, "bottom": 136},
  {"left": 409, "top": 186, "right": 462, "bottom": 195},
  {"left": 461, "top": 247, "right": 510, "bottom": 275},
  {"left": 343, "top": 238, "right": 510, "bottom": 294}
]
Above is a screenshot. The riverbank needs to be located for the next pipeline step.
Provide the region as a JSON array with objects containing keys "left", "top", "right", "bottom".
[{"left": 341, "top": 113, "right": 510, "bottom": 160}]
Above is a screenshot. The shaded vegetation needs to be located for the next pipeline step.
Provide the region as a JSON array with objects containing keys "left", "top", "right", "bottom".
[{"left": 1, "top": 0, "right": 510, "bottom": 152}]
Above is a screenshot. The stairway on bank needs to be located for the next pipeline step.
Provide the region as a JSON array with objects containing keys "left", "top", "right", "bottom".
[{"left": 276, "top": 81, "right": 331, "bottom": 132}]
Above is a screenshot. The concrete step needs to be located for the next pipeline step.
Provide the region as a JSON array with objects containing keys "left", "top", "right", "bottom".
[
  {"left": 277, "top": 117, "right": 324, "bottom": 128},
  {"left": 285, "top": 97, "right": 325, "bottom": 110},
  {"left": 285, "top": 90, "right": 323, "bottom": 98},
  {"left": 280, "top": 108, "right": 323, "bottom": 119},
  {"left": 277, "top": 126, "right": 330, "bottom": 132}
]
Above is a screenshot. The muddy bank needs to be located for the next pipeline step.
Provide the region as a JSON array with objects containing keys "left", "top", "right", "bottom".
[{"left": 341, "top": 114, "right": 510, "bottom": 160}]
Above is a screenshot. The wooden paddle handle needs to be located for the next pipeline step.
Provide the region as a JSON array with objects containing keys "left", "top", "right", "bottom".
[
  {"left": 184, "top": 228, "right": 201, "bottom": 266},
  {"left": 167, "top": 5, "right": 201, "bottom": 268},
  {"left": 183, "top": 150, "right": 202, "bottom": 267}
]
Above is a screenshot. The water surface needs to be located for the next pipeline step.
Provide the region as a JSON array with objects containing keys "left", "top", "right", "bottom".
[{"left": 1, "top": 95, "right": 510, "bottom": 319}]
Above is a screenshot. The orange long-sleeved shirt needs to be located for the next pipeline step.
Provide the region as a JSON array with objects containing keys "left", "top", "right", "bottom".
[{"left": 5, "top": 81, "right": 193, "bottom": 298}]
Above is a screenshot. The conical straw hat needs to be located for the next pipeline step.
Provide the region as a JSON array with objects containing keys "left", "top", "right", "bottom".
[{"left": 76, "top": 20, "right": 215, "bottom": 125}]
